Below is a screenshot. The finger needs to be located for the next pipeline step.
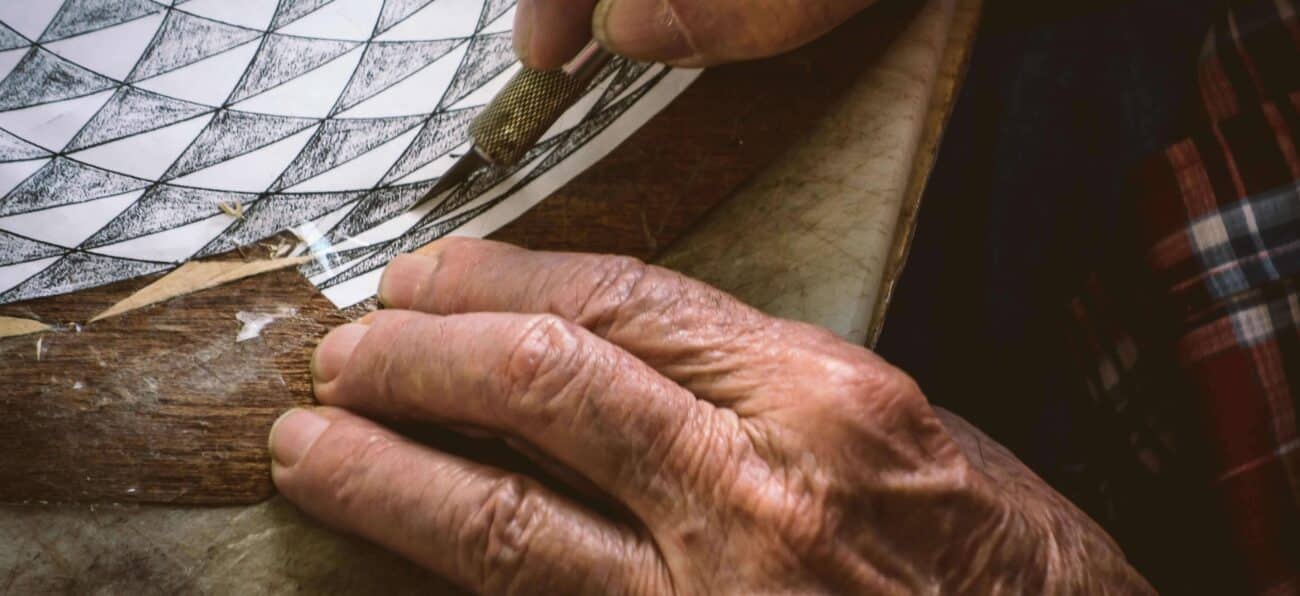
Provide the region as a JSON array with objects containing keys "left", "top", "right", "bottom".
[
  {"left": 269, "top": 407, "right": 669, "bottom": 594},
  {"left": 593, "top": 0, "right": 878, "bottom": 66},
  {"left": 514, "top": 0, "right": 600, "bottom": 69},
  {"left": 311, "top": 310, "right": 732, "bottom": 518},
  {"left": 376, "top": 237, "right": 806, "bottom": 406}
]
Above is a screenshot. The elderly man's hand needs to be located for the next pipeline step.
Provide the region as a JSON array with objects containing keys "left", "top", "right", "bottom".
[
  {"left": 269, "top": 238, "right": 1152, "bottom": 594},
  {"left": 514, "top": 0, "right": 879, "bottom": 69}
]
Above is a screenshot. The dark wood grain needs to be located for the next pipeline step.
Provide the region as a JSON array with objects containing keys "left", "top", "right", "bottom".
[
  {"left": 0, "top": 0, "right": 922, "bottom": 505},
  {"left": 0, "top": 261, "right": 345, "bottom": 504}
]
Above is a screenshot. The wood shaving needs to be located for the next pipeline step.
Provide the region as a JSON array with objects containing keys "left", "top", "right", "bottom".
[
  {"left": 259, "top": 238, "right": 294, "bottom": 259},
  {"left": 0, "top": 316, "right": 50, "bottom": 339},
  {"left": 89, "top": 257, "right": 311, "bottom": 323},
  {"left": 273, "top": 241, "right": 294, "bottom": 258},
  {"left": 217, "top": 200, "right": 245, "bottom": 220}
]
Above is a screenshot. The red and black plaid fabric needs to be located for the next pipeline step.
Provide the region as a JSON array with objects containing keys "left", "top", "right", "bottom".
[{"left": 1068, "top": 0, "right": 1300, "bottom": 592}]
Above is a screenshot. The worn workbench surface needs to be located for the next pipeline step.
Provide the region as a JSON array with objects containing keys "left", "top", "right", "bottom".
[{"left": 0, "top": 0, "right": 981, "bottom": 591}]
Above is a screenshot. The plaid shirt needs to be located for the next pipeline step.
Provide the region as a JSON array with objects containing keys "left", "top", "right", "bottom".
[{"left": 1067, "top": 0, "right": 1300, "bottom": 592}]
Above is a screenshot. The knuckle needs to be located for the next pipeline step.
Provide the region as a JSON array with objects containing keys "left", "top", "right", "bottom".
[
  {"left": 845, "top": 360, "right": 915, "bottom": 402},
  {"left": 777, "top": 319, "right": 926, "bottom": 415},
  {"left": 846, "top": 362, "right": 925, "bottom": 419},
  {"left": 469, "top": 477, "right": 549, "bottom": 592},
  {"left": 828, "top": 358, "right": 954, "bottom": 469},
  {"left": 796, "top": 334, "right": 918, "bottom": 407},
  {"left": 576, "top": 255, "right": 653, "bottom": 324},
  {"left": 501, "top": 315, "right": 583, "bottom": 419},
  {"left": 798, "top": 346, "right": 928, "bottom": 431}
]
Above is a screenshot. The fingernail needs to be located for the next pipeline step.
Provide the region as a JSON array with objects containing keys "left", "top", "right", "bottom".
[
  {"left": 269, "top": 408, "right": 329, "bottom": 467},
  {"left": 513, "top": 0, "right": 535, "bottom": 64},
  {"left": 593, "top": 0, "right": 695, "bottom": 62},
  {"left": 311, "top": 323, "right": 369, "bottom": 384},
  {"left": 378, "top": 253, "right": 437, "bottom": 308}
]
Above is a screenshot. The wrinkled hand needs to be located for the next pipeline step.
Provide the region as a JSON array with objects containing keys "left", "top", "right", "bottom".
[
  {"left": 515, "top": 0, "right": 879, "bottom": 69},
  {"left": 269, "top": 238, "right": 1152, "bottom": 594}
]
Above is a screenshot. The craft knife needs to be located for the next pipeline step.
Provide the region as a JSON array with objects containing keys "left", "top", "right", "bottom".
[{"left": 416, "top": 41, "right": 614, "bottom": 203}]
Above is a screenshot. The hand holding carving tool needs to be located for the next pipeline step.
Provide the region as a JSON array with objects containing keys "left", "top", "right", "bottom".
[{"left": 415, "top": 42, "right": 614, "bottom": 203}]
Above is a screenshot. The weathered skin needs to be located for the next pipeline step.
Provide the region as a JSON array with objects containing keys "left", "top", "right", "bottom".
[{"left": 268, "top": 237, "right": 1154, "bottom": 595}]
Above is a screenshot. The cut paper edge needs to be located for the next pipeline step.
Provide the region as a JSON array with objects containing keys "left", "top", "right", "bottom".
[
  {"left": 319, "top": 67, "right": 702, "bottom": 308},
  {"left": 89, "top": 255, "right": 311, "bottom": 322},
  {"left": 0, "top": 315, "right": 49, "bottom": 338}
]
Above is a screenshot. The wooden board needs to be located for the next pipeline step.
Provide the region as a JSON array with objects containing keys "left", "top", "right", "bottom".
[{"left": 0, "top": 0, "right": 924, "bottom": 505}]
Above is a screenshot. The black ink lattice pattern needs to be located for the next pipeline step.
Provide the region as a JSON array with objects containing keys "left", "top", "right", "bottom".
[{"left": 0, "top": 0, "right": 686, "bottom": 306}]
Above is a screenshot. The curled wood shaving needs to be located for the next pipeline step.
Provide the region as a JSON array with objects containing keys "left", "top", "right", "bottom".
[
  {"left": 0, "top": 316, "right": 48, "bottom": 339},
  {"left": 217, "top": 200, "right": 245, "bottom": 219},
  {"left": 89, "top": 256, "right": 311, "bottom": 323}
]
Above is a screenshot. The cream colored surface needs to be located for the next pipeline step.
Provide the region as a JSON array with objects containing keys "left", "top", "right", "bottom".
[
  {"left": 867, "top": 0, "right": 983, "bottom": 346},
  {"left": 90, "top": 257, "right": 312, "bottom": 322},
  {"left": 0, "top": 0, "right": 977, "bottom": 591},
  {"left": 659, "top": 0, "right": 958, "bottom": 343},
  {"left": 0, "top": 315, "right": 49, "bottom": 339},
  {"left": 0, "top": 499, "right": 450, "bottom": 594}
]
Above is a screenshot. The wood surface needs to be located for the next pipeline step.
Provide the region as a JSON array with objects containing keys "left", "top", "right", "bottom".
[{"left": 0, "top": 0, "right": 924, "bottom": 505}]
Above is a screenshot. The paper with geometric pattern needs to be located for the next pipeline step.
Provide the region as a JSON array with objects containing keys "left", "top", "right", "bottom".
[{"left": 0, "top": 0, "right": 699, "bottom": 308}]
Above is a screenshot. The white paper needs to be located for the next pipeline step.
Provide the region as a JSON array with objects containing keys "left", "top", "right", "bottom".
[{"left": 0, "top": 0, "right": 701, "bottom": 307}]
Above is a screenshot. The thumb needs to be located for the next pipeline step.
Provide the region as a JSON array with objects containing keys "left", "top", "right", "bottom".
[{"left": 593, "top": 0, "right": 878, "bottom": 66}]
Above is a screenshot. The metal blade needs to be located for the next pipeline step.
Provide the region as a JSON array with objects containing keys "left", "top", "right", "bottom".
[{"left": 412, "top": 148, "right": 487, "bottom": 208}]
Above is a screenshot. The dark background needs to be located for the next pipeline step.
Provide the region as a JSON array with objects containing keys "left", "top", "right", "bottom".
[{"left": 876, "top": 0, "right": 1224, "bottom": 591}]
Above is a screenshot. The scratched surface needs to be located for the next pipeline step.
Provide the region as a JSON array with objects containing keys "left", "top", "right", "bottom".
[{"left": 0, "top": 249, "right": 343, "bottom": 504}]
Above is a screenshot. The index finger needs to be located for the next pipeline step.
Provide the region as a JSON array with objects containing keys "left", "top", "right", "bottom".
[
  {"left": 377, "top": 238, "right": 781, "bottom": 403},
  {"left": 312, "top": 309, "right": 730, "bottom": 520}
]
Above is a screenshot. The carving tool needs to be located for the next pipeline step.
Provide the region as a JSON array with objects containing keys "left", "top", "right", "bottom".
[{"left": 416, "top": 41, "right": 614, "bottom": 202}]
